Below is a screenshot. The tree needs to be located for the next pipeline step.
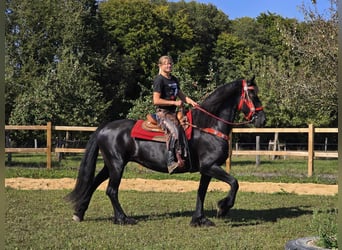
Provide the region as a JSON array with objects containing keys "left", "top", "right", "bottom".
[
  {"left": 275, "top": 0, "right": 338, "bottom": 127},
  {"left": 231, "top": 14, "right": 295, "bottom": 60},
  {"left": 169, "top": 1, "right": 230, "bottom": 83},
  {"left": 100, "top": 0, "right": 164, "bottom": 78},
  {"left": 100, "top": 0, "right": 231, "bottom": 119},
  {"left": 212, "top": 32, "right": 250, "bottom": 83},
  {"left": 6, "top": 0, "right": 109, "bottom": 126},
  {"left": 230, "top": 3, "right": 337, "bottom": 127}
]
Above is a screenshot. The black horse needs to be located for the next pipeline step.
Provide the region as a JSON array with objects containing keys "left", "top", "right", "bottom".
[{"left": 66, "top": 77, "right": 266, "bottom": 227}]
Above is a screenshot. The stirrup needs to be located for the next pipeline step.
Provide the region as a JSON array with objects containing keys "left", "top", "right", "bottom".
[{"left": 167, "top": 162, "right": 178, "bottom": 174}]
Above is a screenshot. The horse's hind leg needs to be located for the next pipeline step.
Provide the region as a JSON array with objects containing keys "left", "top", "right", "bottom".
[
  {"left": 106, "top": 179, "right": 138, "bottom": 225},
  {"left": 73, "top": 165, "right": 109, "bottom": 222},
  {"left": 105, "top": 160, "right": 137, "bottom": 225}
]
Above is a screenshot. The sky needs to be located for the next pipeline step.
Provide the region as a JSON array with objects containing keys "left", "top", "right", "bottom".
[{"left": 173, "top": 0, "right": 332, "bottom": 21}]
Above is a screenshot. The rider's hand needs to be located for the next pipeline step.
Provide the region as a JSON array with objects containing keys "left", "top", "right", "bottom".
[
  {"left": 189, "top": 100, "right": 198, "bottom": 107},
  {"left": 174, "top": 100, "right": 183, "bottom": 107}
]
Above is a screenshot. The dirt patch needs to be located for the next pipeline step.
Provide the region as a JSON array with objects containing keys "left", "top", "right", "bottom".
[{"left": 5, "top": 178, "right": 337, "bottom": 196}]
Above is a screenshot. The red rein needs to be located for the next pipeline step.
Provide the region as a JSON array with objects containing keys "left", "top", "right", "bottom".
[{"left": 192, "top": 79, "right": 264, "bottom": 140}]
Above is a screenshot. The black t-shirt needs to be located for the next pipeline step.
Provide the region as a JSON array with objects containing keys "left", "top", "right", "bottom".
[{"left": 153, "top": 74, "right": 180, "bottom": 112}]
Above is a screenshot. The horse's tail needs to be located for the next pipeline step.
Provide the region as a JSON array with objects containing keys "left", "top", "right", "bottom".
[{"left": 65, "top": 128, "right": 100, "bottom": 207}]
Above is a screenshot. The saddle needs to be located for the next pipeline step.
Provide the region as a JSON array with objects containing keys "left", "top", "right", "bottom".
[
  {"left": 143, "top": 114, "right": 163, "bottom": 132},
  {"left": 143, "top": 112, "right": 189, "bottom": 132},
  {"left": 131, "top": 111, "right": 194, "bottom": 171},
  {"left": 131, "top": 111, "right": 192, "bottom": 142}
]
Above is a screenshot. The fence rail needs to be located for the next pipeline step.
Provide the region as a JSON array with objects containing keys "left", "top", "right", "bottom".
[
  {"left": 226, "top": 124, "right": 337, "bottom": 176},
  {"left": 5, "top": 122, "right": 338, "bottom": 176}
]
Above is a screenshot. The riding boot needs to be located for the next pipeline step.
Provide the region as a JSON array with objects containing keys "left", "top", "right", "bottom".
[
  {"left": 167, "top": 150, "right": 178, "bottom": 174},
  {"left": 175, "top": 149, "right": 185, "bottom": 168}
]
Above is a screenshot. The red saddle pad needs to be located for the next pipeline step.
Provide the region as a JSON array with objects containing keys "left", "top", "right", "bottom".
[{"left": 131, "top": 111, "right": 193, "bottom": 141}]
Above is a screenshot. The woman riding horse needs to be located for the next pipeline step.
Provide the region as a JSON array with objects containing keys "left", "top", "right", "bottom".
[
  {"left": 66, "top": 77, "right": 266, "bottom": 227},
  {"left": 153, "top": 55, "right": 198, "bottom": 174}
]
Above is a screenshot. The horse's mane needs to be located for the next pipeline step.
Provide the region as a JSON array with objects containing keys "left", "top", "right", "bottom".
[{"left": 193, "top": 79, "right": 242, "bottom": 128}]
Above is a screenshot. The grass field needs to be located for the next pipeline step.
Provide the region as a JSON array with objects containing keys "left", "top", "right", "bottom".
[
  {"left": 5, "top": 188, "right": 337, "bottom": 249},
  {"left": 5, "top": 153, "right": 338, "bottom": 249},
  {"left": 5, "top": 153, "right": 338, "bottom": 184}
]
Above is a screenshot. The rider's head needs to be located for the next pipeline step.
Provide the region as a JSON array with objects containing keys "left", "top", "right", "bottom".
[{"left": 158, "top": 56, "right": 173, "bottom": 75}]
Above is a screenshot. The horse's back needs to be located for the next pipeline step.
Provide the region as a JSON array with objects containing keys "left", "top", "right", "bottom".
[
  {"left": 100, "top": 119, "right": 136, "bottom": 131},
  {"left": 96, "top": 119, "right": 136, "bottom": 147}
]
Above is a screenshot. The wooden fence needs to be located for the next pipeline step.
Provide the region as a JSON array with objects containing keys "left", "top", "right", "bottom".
[
  {"left": 5, "top": 122, "right": 96, "bottom": 169},
  {"left": 226, "top": 124, "right": 338, "bottom": 176},
  {"left": 5, "top": 122, "right": 338, "bottom": 176}
]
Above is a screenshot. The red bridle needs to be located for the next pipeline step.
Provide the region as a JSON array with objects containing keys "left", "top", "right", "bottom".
[
  {"left": 191, "top": 79, "right": 264, "bottom": 140},
  {"left": 195, "top": 79, "right": 263, "bottom": 125},
  {"left": 237, "top": 80, "right": 263, "bottom": 120}
]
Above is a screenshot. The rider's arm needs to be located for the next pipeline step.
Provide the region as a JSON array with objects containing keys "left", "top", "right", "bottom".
[
  {"left": 153, "top": 92, "right": 178, "bottom": 106},
  {"left": 178, "top": 90, "right": 198, "bottom": 107}
]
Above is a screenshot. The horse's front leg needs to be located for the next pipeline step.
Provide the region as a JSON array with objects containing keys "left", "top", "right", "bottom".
[
  {"left": 190, "top": 174, "right": 216, "bottom": 227},
  {"left": 216, "top": 175, "right": 239, "bottom": 217},
  {"left": 203, "top": 164, "right": 239, "bottom": 217}
]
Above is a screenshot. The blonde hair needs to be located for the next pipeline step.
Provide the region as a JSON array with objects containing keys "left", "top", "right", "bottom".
[{"left": 158, "top": 56, "right": 173, "bottom": 74}]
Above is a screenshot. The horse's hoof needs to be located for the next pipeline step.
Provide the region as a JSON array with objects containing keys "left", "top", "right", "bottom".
[
  {"left": 217, "top": 206, "right": 230, "bottom": 217},
  {"left": 125, "top": 217, "right": 138, "bottom": 225},
  {"left": 72, "top": 214, "right": 83, "bottom": 222},
  {"left": 114, "top": 217, "right": 138, "bottom": 225},
  {"left": 190, "top": 217, "right": 216, "bottom": 227},
  {"left": 217, "top": 199, "right": 232, "bottom": 217}
]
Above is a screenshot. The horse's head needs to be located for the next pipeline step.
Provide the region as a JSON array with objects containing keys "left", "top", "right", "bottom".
[{"left": 237, "top": 76, "right": 266, "bottom": 128}]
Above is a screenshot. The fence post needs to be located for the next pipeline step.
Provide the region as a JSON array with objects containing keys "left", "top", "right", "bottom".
[
  {"left": 256, "top": 136, "right": 260, "bottom": 166},
  {"left": 46, "top": 122, "right": 52, "bottom": 169},
  {"left": 307, "top": 123, "right": 314, "bottom": 177},
  {"left": 271, "top": 132, "right": 279, "bottom": 160},
  {"left": 5, "top": 135, "right": 12, "bottom": 164},
  {"left": 226, "top": 131, "right": 233, "bottom": 173}
]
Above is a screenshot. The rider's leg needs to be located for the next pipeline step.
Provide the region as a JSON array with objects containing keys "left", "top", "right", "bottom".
[
  {"left": 166, "top": 130, "right": 180, "bottom": 173},
  {"left": 157, "top": 110, "right": 182, "bottom": 174}
]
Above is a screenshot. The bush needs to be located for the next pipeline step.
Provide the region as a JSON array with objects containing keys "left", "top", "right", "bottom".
[{"left": 311, "top": 208, "right": 338, "bottom": 249}]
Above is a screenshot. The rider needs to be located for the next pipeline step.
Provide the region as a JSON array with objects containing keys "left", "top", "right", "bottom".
[{"left": 153, "top": 55, "right": 198, "bottom": 174}]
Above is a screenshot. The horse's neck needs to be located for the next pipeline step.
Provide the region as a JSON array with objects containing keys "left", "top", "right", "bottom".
[
  {"left": 193, "top": 83, "right": 240, "bottom": 130},
  {"left": 213, "top": 101, "right": 237, "bottom": 132}
]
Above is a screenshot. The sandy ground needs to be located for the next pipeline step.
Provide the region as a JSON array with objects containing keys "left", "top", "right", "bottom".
[{"left": 5, "top": 177, "right": 338, "bottom": 196}]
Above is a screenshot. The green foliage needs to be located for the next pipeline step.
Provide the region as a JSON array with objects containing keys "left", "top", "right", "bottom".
[
  {"left": 126, "top": 82, "right": 154, "bottom": 120},
  {"left": 212, "top": 32, "right": 250, "bottom": 83},
  {"left": 311, "top": 208, "right": 338, "bottom": 249},
  {"left": 278, "top": 0, "right": 337, "bottom": 127},
  {"left": 9, "top": 57, "right": 109, "bottom": 126},
  {"left": 6, "top": 0, "right": 109, "bottom": 126},
  {"left": 5, "top": 0, "right": 338, "bottom": 128},
  {"left": 229, "top": 3, "right": 338, "bottom": 127},
  {"left": 100, "top": 0, "right": 163, "bottom": 78}
]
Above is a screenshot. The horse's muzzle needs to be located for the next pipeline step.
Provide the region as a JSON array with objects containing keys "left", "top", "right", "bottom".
[{"left": 253, "top": 111, "right": 266, "bottom": 128}]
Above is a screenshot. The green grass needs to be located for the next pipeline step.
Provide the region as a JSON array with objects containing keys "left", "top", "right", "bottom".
[
  {"left": 5, "top": 188, "right": 338, "bottom": 249},
  {"left": 5, "top": 153, "right": 338, "bottom": 184},
  {"left": 230, "top": 156, "right": 338, "bottom": 184},
  {"left": 311, "top": 208, "right": 338, "bottom": 248},
  {"left": 5, "top": 153, "right": 338, "bottom": 249}
]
